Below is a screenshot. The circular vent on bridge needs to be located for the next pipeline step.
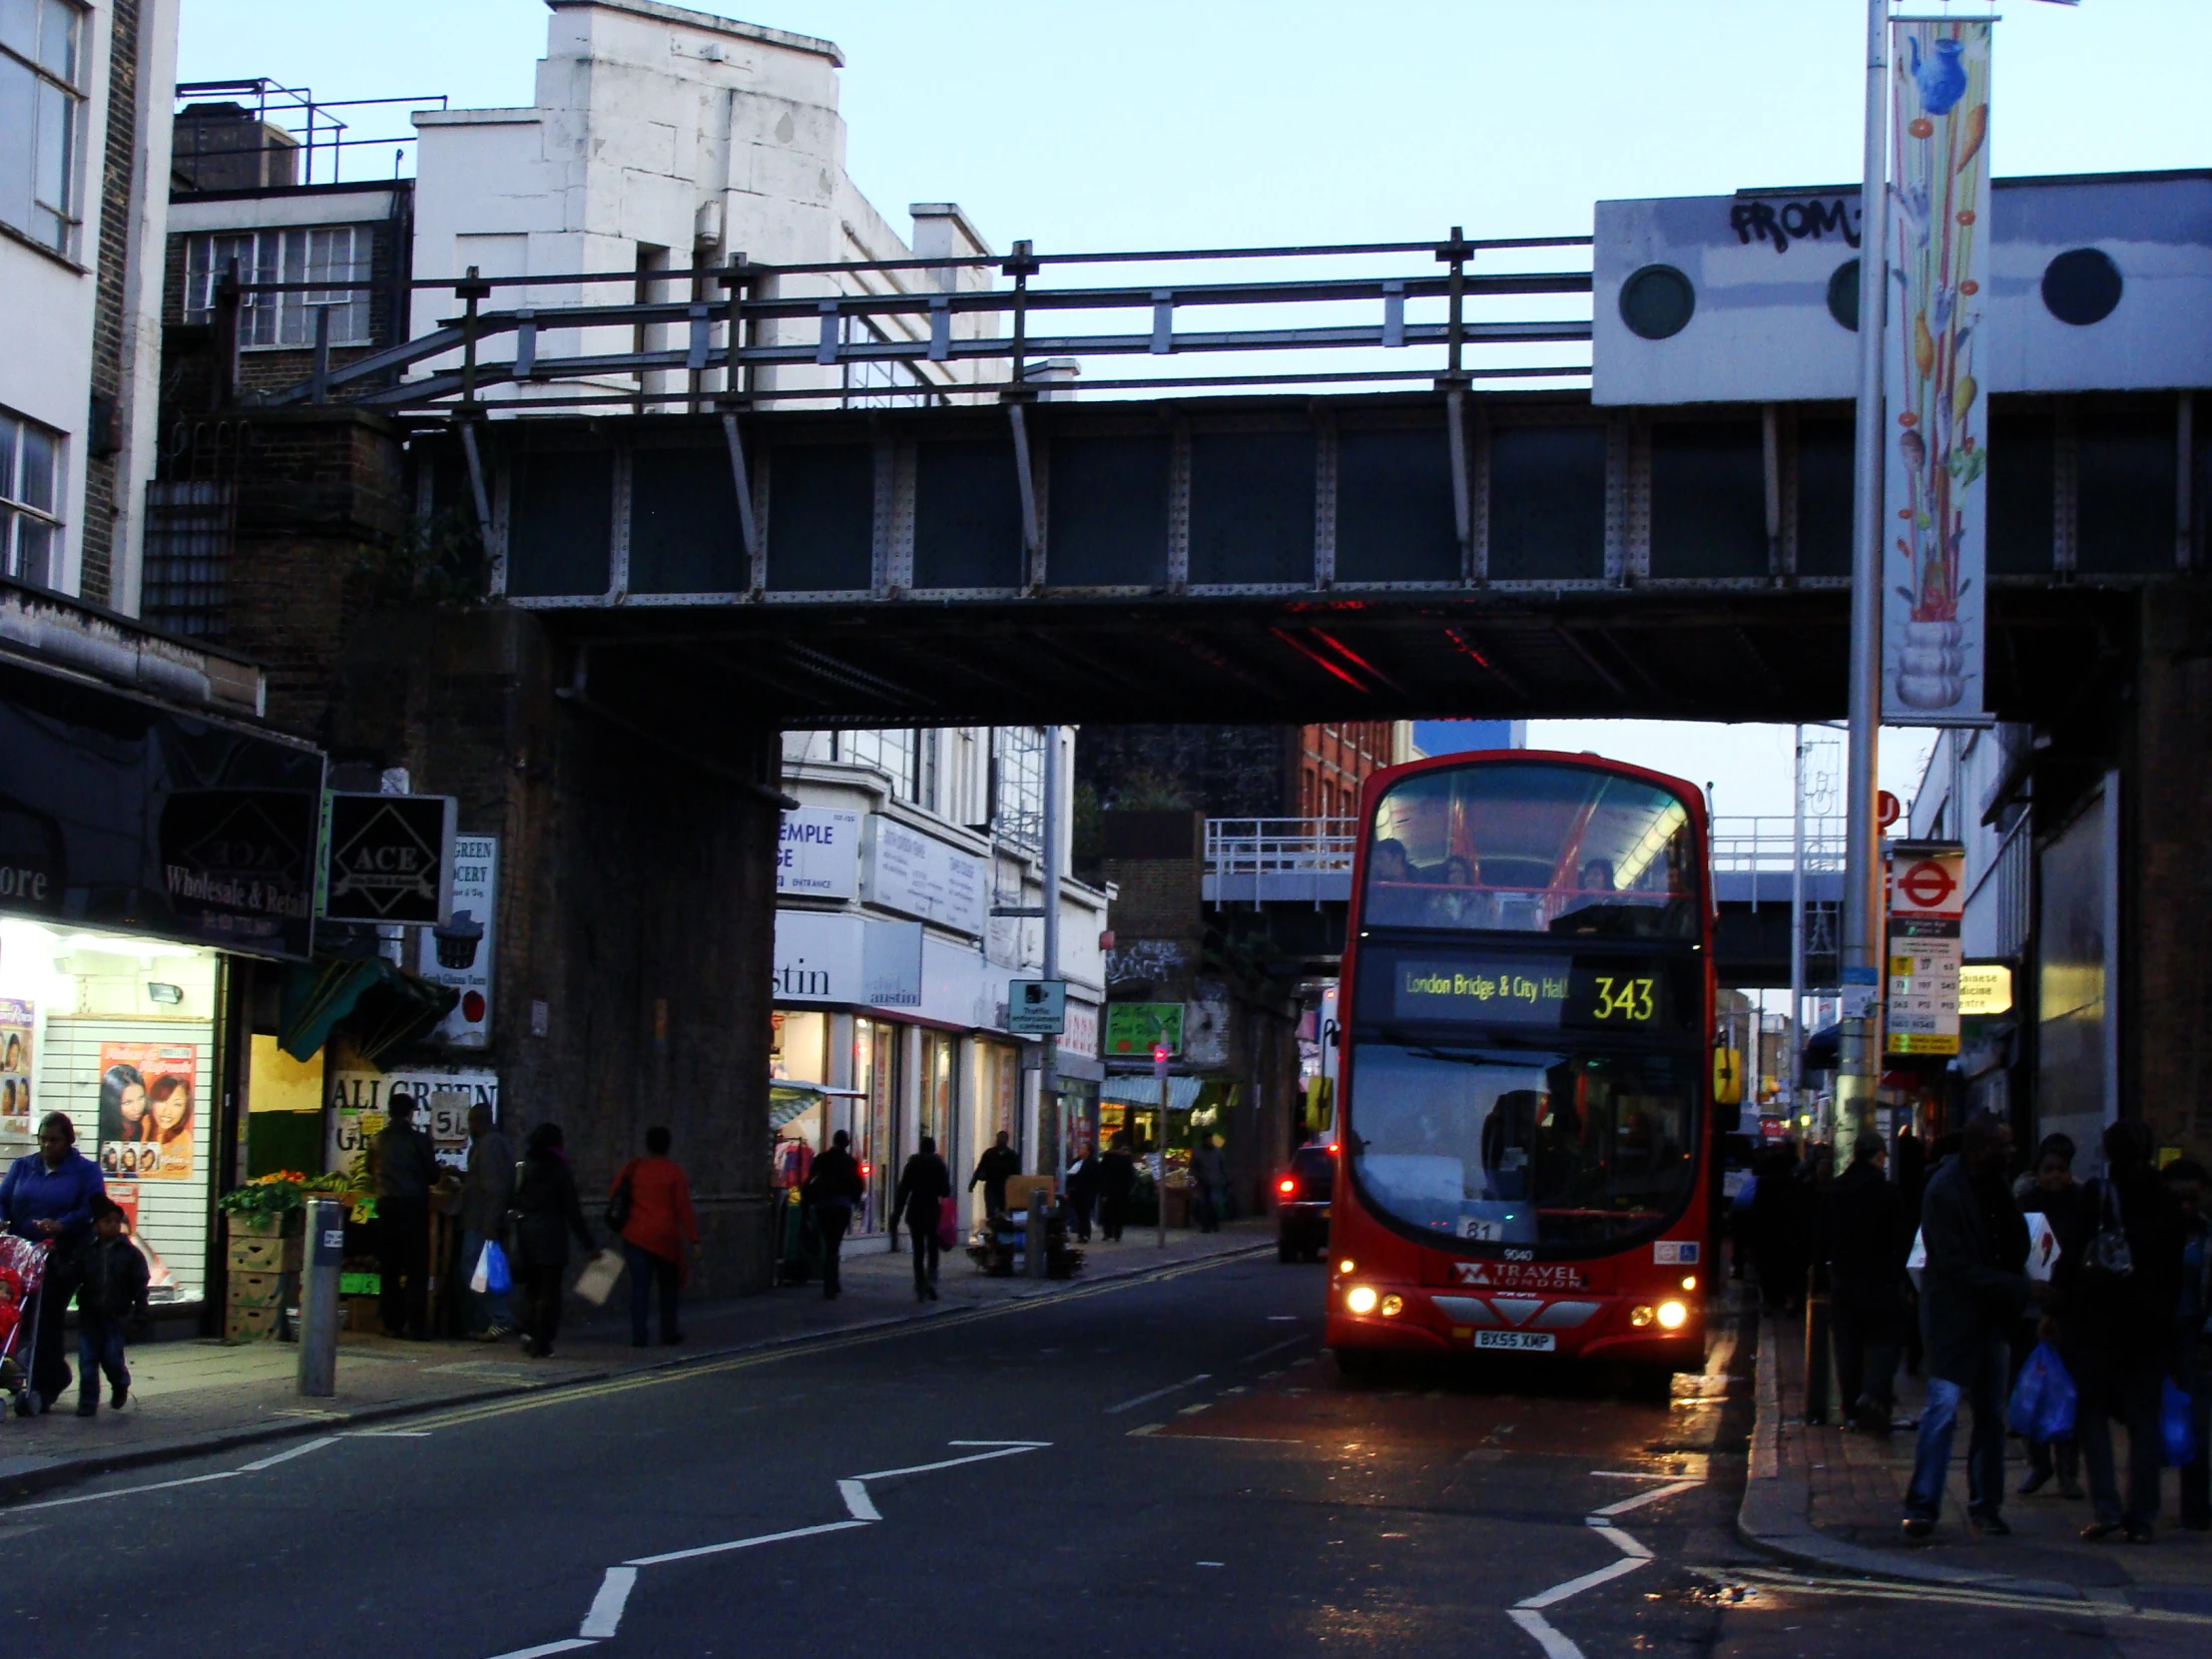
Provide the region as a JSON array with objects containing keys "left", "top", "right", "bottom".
[
  {"left": 2041, "top": 248, "right": 2122, "bottom": 326},
  {"left": 1619, "top": 264, "right": 1695, "bottom": 340},
  {"left": 1826, "top": 259, "right": 1861, "bottom": 331}
]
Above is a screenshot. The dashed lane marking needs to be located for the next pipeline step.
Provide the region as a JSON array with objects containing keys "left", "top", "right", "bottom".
[{"left": 1105, "top": 1374, "right": 1211, "bottom": 1414}]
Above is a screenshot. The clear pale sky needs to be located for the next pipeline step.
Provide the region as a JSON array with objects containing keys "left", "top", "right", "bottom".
[{"left": 176, "top": 0, "right": 2209, "bottom": 817}]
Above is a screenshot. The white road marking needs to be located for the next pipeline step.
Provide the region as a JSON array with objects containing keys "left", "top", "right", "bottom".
[
  {"left": 624, "top": 1518, "right": 870, "bottom": 1567},
  {"left": 578, "top": 1567, "right": 636, "bottom": 1639},
  {"left": 343, "top": 1429, "right": 434, "bottom": 1438},
  {"left": 15, "top": 1470, "right": 237, "bottom": 1512},
  {"left": 1585, "top": 1518, "right": 1653, "bottom": 1559},
  {"left": 946, "top": 1439, "right": 1051, "bottom": 1447},
  {"left": 1592, "top": 1479, "right": 1700, "bottom": 1517},
  {"left": 1238, "top": 1334, "right": 1312, "bottom": 1364},
  {"left": 837, "top": 1479, "right": 879, "bottom": 1521},
  {"left": 1508, "top": 1608, "right": 1586, "bottom": 1659},
  {"left": 1104, "top": 1373, "right": 1211, "bottom": 1413},
  {"left": 1516, "top": 1555, "right": 1649, "bottom": 1609},
  {"left": 848, "top": 1443, "right": 1048, "bottom": 1481},
  {"left": 239, "top": 1435, "right": 341, "bottom": 1471},
  {"left": 485, "top": 1641, "right": 598, "bottom": 1659}
]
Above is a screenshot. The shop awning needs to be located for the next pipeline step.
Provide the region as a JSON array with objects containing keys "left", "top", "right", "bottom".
[
  {"left": 1099, "top": 1075, "right": 1207, "bottom": 1112},
  {"left": 769, "top": 1080, "right": 862, "bottom": 1129},
  {"left": 279, "top": 954, "right": 460, "bottom": 1067}
]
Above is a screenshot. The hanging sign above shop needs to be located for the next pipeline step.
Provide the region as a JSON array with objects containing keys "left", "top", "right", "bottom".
[
  {"left": 418, "top": 833, "right": 497, "bottom": 1047},
  {"left": 320, "top": 794, "right": 457, "bottom": 925},
  {"left": 778, "top": 808, "right": 860, "bottom": 900}
]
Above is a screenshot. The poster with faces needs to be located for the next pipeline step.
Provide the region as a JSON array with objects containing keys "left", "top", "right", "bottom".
[
  {"left": 96, "top": 1042, "right": 197, "bottom": 1181},
  {"left": 0, "top": 1001, "right": 29, "bottom": 1140}
]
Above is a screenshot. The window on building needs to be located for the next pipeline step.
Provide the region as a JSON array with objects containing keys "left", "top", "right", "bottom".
[
  {"left": 0, "top": 0, "right": 83, "bottom": 257},
  {"left": 184, "top": 226, "right": 372, "bottom": 347},
  {"left": 990, "top": 727, "right": 1046, "bottom": 853},
  {"left": 0, "top": 407, "right": 62, "bottom": 587},
  {"left": 833, "top": 729, "right": 918, "bottom": 804},
  {"left": 142, "top": 479, "right": 235, "bottom": 637}
]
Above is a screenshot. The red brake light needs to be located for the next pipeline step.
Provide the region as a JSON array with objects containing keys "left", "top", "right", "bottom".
[
  {"left": 1326, "top": 1143, "right": 1340, "bottom": 1155},
  {"left": 1277, "top": 1177, "right": 1298, "bottom": 1195}
]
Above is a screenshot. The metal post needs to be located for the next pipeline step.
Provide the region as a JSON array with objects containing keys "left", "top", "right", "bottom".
[
  {"left": 1003, "top": 240, "right": 1039, "bottom": 388},
  {"left": 1039, "top": 725, "right": 1062, "bottom": 1182},
  {"left": 1839, "top": 0, "right": 1892, "bottom": 1169},
  {"left": 1791, "top": 726, "right": 1807, "bottom": 1110},
  {"left": 296, "top": 1198, "right": 344, "bottom": 1397},
  {"left": 1025, "top": 1182, "right": 1049, "bottom": 1281},
  {"left": 1153, "top": 1044, "right": 1170, "bottom": 1250},
  {"left": 309, "top": 302, "right": 331, "bottom": 405}
]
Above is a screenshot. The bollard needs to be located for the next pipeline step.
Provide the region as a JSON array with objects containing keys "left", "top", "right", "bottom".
[
  {"left": 1025, "top": 1190, "right": 1049, "bottom": 1280},
  {"left": 1802, "top": 1293, "right": 1833, "bottom": 1425},
  {"left": 297, "top": 1197, "right": 344, "bottom": 1397}
]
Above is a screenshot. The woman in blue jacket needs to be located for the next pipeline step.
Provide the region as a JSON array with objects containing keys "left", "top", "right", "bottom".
[{"left": 0, "top": 1112, "right": 107, "bottom": 1411}]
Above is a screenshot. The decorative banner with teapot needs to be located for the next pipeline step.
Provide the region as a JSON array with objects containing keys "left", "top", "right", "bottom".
[{"left": 1883, "top": 18, "right": 1992, "bottom": 725}]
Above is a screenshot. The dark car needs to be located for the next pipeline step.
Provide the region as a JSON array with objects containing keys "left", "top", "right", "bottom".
[{"left": 1275, "top": 1143, "right": 1337, "bottom": 1263}]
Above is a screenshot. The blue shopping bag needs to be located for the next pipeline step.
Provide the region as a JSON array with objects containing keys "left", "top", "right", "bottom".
[
  {"left": 2005, "top": 1342, "right": 2076, "bottom": 1443},
  {"left": 2162, "top": 1379, "right": 2197, "bottom": 1468},
  {"left": 472, "top": 1239, "right": 512, "bottom": 1297}
]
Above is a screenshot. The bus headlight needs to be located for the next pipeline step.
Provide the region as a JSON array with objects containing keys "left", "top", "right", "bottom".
[
  {"left": 1629, "top": 1305, "right": 1655, "bottom": 1328},
  {"left": 1345, "top": 1285, "right": 1380, "bottom": 1315},
  {"left": 1380, "top": 1295, "right": 1404, "bottom": 1318},
  {"left": 1656, "top": 1300, "right": 1689, "bottom": 1331},
  {"left": 1337, "top": 1259, "right": 1356, "bottom": 1276},
  {"left": 1681, "top": 1275, "right": 1697, "bottom": 1292}
]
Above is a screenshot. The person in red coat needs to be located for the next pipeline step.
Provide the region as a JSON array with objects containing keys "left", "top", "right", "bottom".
[{"left": 612, "top": 1127, "right": 699, "bottom": 1346}]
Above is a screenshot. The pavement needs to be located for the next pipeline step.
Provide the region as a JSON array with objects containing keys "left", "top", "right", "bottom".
[
  {"left": 1736, "top": 1288, "right": 2211, "bottom": 1617},
  {"left": 0, "top": 1218, "right": 1271, "bottom": 1502}
]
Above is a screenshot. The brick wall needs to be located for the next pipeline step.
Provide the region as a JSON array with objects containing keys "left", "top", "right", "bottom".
[
  {"left": 2129, "top": 583, "right": 2212, "bottom": 1161},
  {"left": 79, "top": 0, "right": 142, "bottom": 606},
  {"left": 1076, "top": 725, "right": 1300, "bottom": 820},
  {"left": 1100, "top": 811, "right": 1203, "bottom": 949}
]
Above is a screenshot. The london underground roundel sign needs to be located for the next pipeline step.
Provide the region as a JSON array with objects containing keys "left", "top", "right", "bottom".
[{"left": 1898, "top": 858, "right": 1956, "bottom": 912}]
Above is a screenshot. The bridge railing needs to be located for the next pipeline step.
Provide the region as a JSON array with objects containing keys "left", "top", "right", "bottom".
[
  {"left": 1709, "top": 816, "right": 1849, "bottom": 875},
  {"left": 1205, "top": 818, "right": 1360, "bottom": 880},
  {"left": 216, "top": 230, "right": 1595, "bottom": 414}
]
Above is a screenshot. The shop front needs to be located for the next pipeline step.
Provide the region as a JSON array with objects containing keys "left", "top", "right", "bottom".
[{"left": 0, "top": 649, "right": 323, "bottom": 1320}]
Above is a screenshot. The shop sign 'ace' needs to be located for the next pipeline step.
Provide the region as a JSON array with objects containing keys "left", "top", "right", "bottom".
[{"left": 319, "top": 794, "right": 457, "bottom": 926}]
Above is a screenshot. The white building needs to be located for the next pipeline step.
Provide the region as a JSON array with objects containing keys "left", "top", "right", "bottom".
[
  {"left": 1, "top": 0, "right": 177, "bottom": 611},
  {"left": 773, "top": 726, "right": 1108, "bottom": 1236},
  {"left": 407, "top": 0, "right": 999, "bottom": 410}
]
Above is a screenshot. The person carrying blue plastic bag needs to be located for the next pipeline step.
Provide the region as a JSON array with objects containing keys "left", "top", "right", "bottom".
[
  {"left": 2059, "top": 1121, "right": 2185, "bottom": 1544},
  {"left": 2007, "top": 1341, "right": 2076, "bottom": 1446},
  {"left": 458, "top": 1103, "right": 516, "bottom": 1341}
]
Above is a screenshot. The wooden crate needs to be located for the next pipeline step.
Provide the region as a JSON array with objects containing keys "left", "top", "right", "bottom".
[
  {"left": 228, "top": 1269, "right": 294, "bottom": 1309},
  {"left": 340, "top": 1295, "right": 382, "bottom": 1336},
  {"left": 226, "top": 1212, "right": 283, "bottom": 1240},
  {"left": 228, "top": 1235, "right": 303, "bottom": 1273},
  {"left": 224, "top": 1304, "right": 280, "bottom": 1343}
]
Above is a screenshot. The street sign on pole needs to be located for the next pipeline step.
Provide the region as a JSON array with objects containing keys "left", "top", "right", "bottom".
[
  {"left": 1886, "top": 841, "right": 1965, "bottom": 1058},
  {"left": 1007, "top": 978, "right": 1067, "bottom": 1035}
]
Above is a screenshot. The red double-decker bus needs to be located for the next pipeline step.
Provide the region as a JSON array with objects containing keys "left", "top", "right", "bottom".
[{"left": 1324, "top": 751, "right": 1715, "bottom": 1385}]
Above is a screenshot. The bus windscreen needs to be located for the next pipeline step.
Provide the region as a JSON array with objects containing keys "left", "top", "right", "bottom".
[{"left": 1364, "top": 763, "right": 1697, "bottom": 939}]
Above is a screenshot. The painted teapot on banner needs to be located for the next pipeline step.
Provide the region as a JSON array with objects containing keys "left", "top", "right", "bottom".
[{"left": 1906, "top": 35, "right": 1969, "bottom": 117}]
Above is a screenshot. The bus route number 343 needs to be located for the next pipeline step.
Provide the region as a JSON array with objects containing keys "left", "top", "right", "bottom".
[{"left": 1591, "top": 975, "right": 1655, "bottom": 1023}]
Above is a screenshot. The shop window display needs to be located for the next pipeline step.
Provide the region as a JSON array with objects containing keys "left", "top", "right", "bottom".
[{"left": 0, "top": 917, "right": 218, "bottom": 1303}]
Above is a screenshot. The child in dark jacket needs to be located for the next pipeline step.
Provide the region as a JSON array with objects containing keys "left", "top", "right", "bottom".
[{"left": 75, "top": 1196, "right": 149, "bottom": 1415}]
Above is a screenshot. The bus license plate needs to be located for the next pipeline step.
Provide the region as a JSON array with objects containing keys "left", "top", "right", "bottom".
[{"left": 1473, "top": 1330, "right": 1556, "bottom": 1353}]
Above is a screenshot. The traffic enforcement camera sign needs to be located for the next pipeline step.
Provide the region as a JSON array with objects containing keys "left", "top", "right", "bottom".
[{"left": 1006, "top": 978, "right": 1067, "bottom": 1035}]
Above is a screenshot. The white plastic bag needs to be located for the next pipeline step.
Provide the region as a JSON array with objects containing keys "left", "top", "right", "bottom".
[
  {"left": 1906, "top": 1226, "right": 1928, "bottom": 1292},
  {"left": 572, "top": 1247, "right": 625, "bottom": 1307},
  {"left": 469, "top": 1246, "right": 490, "bottom": 1295},
  {"left": 2024, "top": 1211, "right": 2060, "bottom": 1282}
]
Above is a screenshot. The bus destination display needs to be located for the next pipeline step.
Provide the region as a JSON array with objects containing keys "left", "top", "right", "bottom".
[{"left": 1382, "top": 953, "right": 1672, "bottom": 1031}]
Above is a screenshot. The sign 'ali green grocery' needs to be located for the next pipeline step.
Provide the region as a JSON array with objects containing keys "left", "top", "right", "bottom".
[{"left": 1105, "top": 1002, "right": 1183, "bottom": 1058}]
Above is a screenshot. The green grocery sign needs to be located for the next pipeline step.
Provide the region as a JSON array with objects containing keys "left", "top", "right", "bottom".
[{"left": 1105, "top": 1002, "right": 1183, "bottom": 1058}]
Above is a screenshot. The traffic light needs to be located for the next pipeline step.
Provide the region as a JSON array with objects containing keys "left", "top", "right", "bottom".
[{"left": 1152, "top": 1041, "right": 1170, "bottom": 1080}]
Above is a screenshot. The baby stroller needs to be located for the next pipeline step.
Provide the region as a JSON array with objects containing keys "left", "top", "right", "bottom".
[{"left": 0, "top": 1236, "right": 53, "bottom": 1416}]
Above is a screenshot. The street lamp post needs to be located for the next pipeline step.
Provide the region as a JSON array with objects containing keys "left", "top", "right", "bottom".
[{"left": 1839, "top": 0, "right": 1892, "bottom": 1167}]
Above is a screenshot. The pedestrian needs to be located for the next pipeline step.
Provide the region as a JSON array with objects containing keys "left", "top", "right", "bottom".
[
  {"left": 0, "top": 1111, "right": 105, "bottom": 1409},
  {"left": 2165, "top": 1158, "right": 2211, "bottom": 1532},
  {"left": 1066, "top": 1146, "right": 1100, "bottom": 1244},
  {"left": 804, "top": 1129, "right": 862, "bottom": 1301},
  {"left": 1895, "top": 1123, "right": 1930, "bottom": 1377},
  {"left": 891, "top": 1135, "right": 952, "bottom": 1302},
  {"left": 371, "top": 1092, "right": 439, "bottom": 1341},
  {"left": 2014, "top": 1133, "right": 2085, "bottom": 1499},
  {"left": 2063, "top": 1119, "right": 2185, "bottom": 1543},
  {"left": 510, "top": 1123, "right": 595, "bottom": 1359},
  {"left": 968, "top": 1130, "right": 1020, "bottom": 1219},
  {"left": 458, "top": 1104, "right": 515, "bottom": 1341},
  {"left": 611, "top": 1126, "right": 698, "bottom": 1344},
  {"left": 1098, "top": 1132, "right": 1137, "bottom": 1243},
  {"left": 1752, "top": 1142, "right": 1812, "bottom": 1315},
  {"left": 1901, "top": 1112, "right": 2054, "bottom": 1541},
  {"left": 1827, "top": 1130, "right": 1906, "bottom": 1433},
  {"left": 1191, "top": 1134, "right": 1228, "bottom": 1234},
  {"left": 72, "top": 1194, "right": 147, "bottom": 1416}
]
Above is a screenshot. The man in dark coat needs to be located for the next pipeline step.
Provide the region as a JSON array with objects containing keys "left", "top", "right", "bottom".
[
  {"left": 1827, "top": 1130, "right": 1906, "bottom": 1431},
  {"left": 372, "top": 1093, "right": 440, "bottom": 1341},
  {"left": 1065, "top": 1148, "right": 1100, "bottom": 1244},
  {"left": 969, "top": 1131, "right": 1021, "bottom": 1219},
  {"left": 891, "top": 1135, "right": 952, "bottom": 1302},
  {"left": 1097, "top": 1133, "right": 1138, "bottom": 1243},
  {"left": 804, "top": 1129, "right": 864, "bottom": 1301},
  {"left": 2063, "top": 1119, "right": 2186, "bottom": 1543},
  {"left": 1902, "top": 1113, "right": 2053, "bottom": 1540}
]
